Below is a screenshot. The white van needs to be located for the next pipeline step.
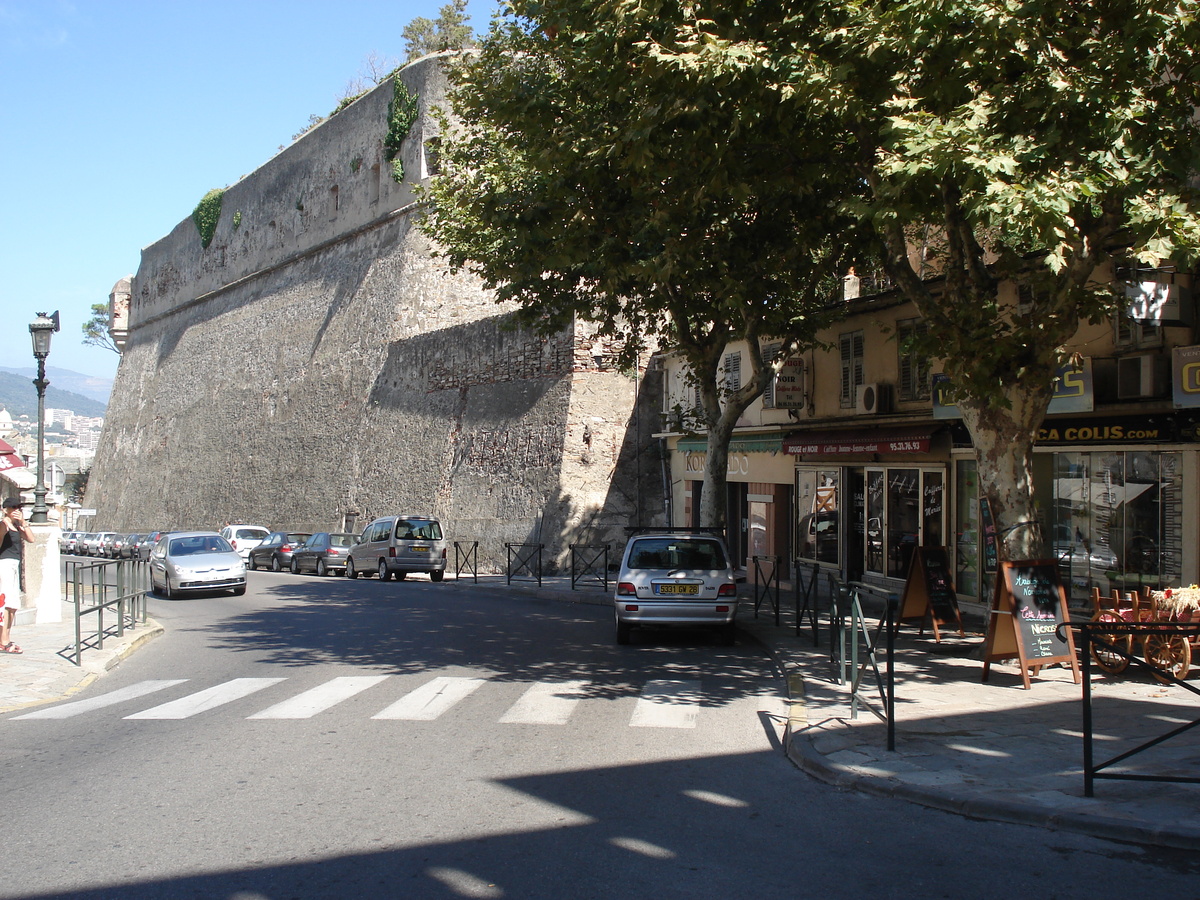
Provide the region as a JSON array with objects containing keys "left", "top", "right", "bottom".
[{"left": 346, "top": 515, "right": 447, "bottom": 582}]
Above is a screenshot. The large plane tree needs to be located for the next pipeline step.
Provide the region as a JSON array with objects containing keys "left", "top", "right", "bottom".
[
  {"left": 421, "top": 1, "right": 870, "bottom": 528},
  {"left": 641, "top": 0, "right": 1200, "bottom": 556}
]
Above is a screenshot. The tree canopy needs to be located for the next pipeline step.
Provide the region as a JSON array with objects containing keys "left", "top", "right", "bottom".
[
  {"left": 403, "top": 0, "right": 476, "bottom": 62},
  {"left": 636, "top": 0, "right": 1200, "bottom": 552},
  {"left": 423, "top": 0, "right": 872, "bottom": 525},
  {"left": 82, "top": 302, "right": 119, "bottom": 355}
]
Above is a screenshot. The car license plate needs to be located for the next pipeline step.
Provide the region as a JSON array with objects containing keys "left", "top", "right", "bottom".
[
  {"left": 410, "top": 545, "right": 430, "bottom": 552},
  {"left": 655, "top": 583, "right": 699, "bottom": 595}
]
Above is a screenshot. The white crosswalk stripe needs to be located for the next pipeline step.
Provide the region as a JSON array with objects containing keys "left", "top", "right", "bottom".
[
  {"left": 11, "top": 680, "right": 190, "bottom": 720},
  {"left": 248, "top": 675, "right": 390, "bottom": 719},
  {"left": 371, "top": 675, "right": 486, "bottom": 721},
  {"left": 499, "top": 679, "right": 589, "bottom": 725},
  {"left": 11, "top": 675, "right": 726, "bottom": 728},
  {"left": 630, "top": 679, "right": 701, "bottom": 729},
  {"left": 125, "top": 678, "right": 286, "bottom": 719}
]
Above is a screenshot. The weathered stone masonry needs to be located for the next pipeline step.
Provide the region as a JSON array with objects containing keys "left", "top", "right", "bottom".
[{"left": 86, "top": 54, "right": 664, "bottom": 571}]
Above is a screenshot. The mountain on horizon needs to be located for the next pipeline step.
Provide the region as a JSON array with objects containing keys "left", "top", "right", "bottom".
[
  {"left": 0, "top": 366, "right": 112, "bottom": 408},
  {"left": 0, "top": 367, "right": 109, "bottom": 420}
]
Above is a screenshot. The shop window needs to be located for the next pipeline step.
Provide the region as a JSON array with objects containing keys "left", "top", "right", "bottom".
[
  {"left": 840, "top": 331, "right": 864, "bottom": 407},
  {"left": 1052, "top": 450, "right": 1182, "bottom": 608},
  {"left": 896, "top": 318, "right": 931, "bottom": 401},
  {"left": 797, "top": 468, "right": 839, "bottom": 565},
  {"left": 865, "top": 466, "right": 945, "bottom": 581}
]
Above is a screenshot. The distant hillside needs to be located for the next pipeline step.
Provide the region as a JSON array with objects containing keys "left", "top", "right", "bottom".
[
  {"left": 0, "top": 366, "right": 112, "bottom": 406},
  {"left": 0, "top": 370, "right": 108, "bottom": 420}
]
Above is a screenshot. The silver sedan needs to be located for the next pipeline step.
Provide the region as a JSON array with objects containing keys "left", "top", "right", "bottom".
[{"left": 149, "top": 531, "right": 247, "bottom": 599}]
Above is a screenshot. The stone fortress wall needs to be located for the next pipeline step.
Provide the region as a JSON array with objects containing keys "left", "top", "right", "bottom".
[{"left": 85, "top": 53, "right": 665, "bottom": 572}]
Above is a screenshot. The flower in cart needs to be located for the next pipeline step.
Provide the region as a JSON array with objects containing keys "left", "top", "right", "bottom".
[{"left": 1166, "top": 587, "right": 1173, "bottom": 599}]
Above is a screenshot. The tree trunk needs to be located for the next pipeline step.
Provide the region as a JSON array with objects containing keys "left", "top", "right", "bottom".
[
  {"left": 960, "top": 387, "right": 1052, "bottom": 562},
  {"left": 698, "top": 415, "right": 735, "bottom": 529}
]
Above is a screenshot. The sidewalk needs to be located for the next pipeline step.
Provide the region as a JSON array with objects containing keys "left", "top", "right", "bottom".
[
  {"left": 0, "top": 600, "right": 162, "bottom": 714},
  {"left": 4, "top": 578, "right": 1199, "bottom": 850}
]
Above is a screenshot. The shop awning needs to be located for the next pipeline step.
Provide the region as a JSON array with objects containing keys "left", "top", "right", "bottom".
[
  {"left": 783, "top": 425, "right": 938, "bottom": 457},
  {"left": 0, "top": 438, "right": 26, "bottom": 475}
]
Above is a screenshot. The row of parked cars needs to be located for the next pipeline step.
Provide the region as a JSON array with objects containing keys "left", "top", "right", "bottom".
[{"left": 60, "top": 531, "right": 166, "bottom": 559}]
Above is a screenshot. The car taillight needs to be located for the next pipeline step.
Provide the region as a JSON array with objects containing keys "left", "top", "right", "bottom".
[
  {"left": 716, "top": 605, "right": 730, "bottom": 612},
  {"left": 718, "top": 584, "right": 737, "bottom": 597},
  {"left": 389, "top": 547, "right": 396, "bottom": 557},
  {"left": 617, "top": 582, "right": 637, "bottom": 596},
  {"left": 281, "top": 544, "right": 292, "bottom": 552},
  {"left": 230, "top": 540, "right": 238, "bottom": 549},
  {"left": 623, "top": 604, "right": 639, "bottom": 611}
]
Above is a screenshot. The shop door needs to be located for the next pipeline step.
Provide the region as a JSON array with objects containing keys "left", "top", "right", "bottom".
[{"left": 847, "top": 468, "right": 865, "bottom": 582}]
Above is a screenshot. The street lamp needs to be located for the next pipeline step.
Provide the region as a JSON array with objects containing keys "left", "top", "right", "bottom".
[{"left": 28, "top": 311, "right": 60, "bottom": 525}]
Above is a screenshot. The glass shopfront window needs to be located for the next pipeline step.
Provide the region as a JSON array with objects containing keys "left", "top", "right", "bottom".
[
  {"left": 1052, "top": 450, "right": 1183, "bottom": 606},
  {"left": 796, "top": 468, "right": 840, "bottom": 565},
  {"left": 866, "top": 466, "right": 946, "bottom": 581}
]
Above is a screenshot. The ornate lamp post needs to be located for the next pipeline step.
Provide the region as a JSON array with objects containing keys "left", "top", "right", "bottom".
[{"left": 28, "top": 311, "right": 60, "bottom": 525}]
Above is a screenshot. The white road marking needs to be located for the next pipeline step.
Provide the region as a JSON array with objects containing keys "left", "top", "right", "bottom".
[
  {"left": 630, "top": 679, "right": 701, "bottom": 729},
  {"left": 247, "top": 675, "right": 390, "bottom": 719},
  {"left": 371, "top": 676, "right": 486, "bottom": 720},
  {"left": 124, "top": 678, "right": 286, "bottom": 719},
  {"left": 499, "top": 679, "right": 590, "bottom": 725},
  {"left": 11, "top": 680, "right": 189, "bottom": 719}
]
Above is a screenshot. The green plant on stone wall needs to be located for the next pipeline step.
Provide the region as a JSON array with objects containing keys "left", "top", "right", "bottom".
[
  {"left": 351, "top": 156, "right": 363, "bottom": 174},
  {"left": 192, "top": 188, "right": 225, "bottom": 249},
  {"left": 233, "top": 210, "right": 242, "bottom": 230},
  {"left": 384, "top": 77, "right": 419, "bottom": 184}
]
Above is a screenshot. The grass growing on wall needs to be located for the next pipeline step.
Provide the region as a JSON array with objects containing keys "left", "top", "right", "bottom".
[{"left": 192, "top": 188, "right": 225, "bottom": 249}]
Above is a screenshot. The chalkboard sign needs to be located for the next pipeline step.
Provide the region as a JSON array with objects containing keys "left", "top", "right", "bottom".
[
  {"left": 898, "top": 546, "right": 964, "bottom": 641},
  {"left": 1008, "top": 562, "right": 1071, "bottom": 660},
  {"left": 982, "top": 560, "right": 1080, "bottom": 689},
  {"left": 979, "top": 497, "right": 998, "bottom": 574}
]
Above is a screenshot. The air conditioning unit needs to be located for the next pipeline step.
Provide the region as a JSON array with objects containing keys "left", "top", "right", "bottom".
[
  {"left": 1116, "top": 354, "right": 1167, "bottom": 400},
  {"left": 856, "top": 382, "right": 892, "bottom": 415}
]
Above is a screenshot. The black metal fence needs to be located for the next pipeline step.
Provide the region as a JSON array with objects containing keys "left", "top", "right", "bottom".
[
  {"left": 63, "top": 558, "right": 149, "bottom": 666},
  {"left": 1061, "top": 619, "right": 1200, "bottom": 797},
  {"left": 569, "top": 544, "right": 609, "bottom": 591}
]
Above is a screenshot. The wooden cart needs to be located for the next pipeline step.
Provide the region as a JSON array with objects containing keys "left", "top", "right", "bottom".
[{"left": 1089, "top": 587, "right": 1200, "bottom": 682}]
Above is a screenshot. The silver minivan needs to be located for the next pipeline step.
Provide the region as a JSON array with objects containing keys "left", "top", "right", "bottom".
[{"left": 345, "top": 515, "right": 447, "bottom": 582}]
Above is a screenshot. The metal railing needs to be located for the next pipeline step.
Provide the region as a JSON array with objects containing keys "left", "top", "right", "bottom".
[
  {"left": 569, "top": 544, "right": 609, "bottom": 591},
  {"left": 454, "top": 541, "right": 479, "bottom": 583},
  {"left": 829, "top": 575, "right": 898, "bottom": 749},
  {"left": 794, "top": 561, "right": 821, "bottom": 645},
  {"left": 1061, "top": 619, "right": 1200, "bottom": 797},
  {"left": 506, "top": 543, "right": 543, "bottom": 586},
  {"left": 751, "top": 555, "right": 781, "bottom": 624},
  {"left": 63, "top": 558, "right": 149, "bottom": 666}
]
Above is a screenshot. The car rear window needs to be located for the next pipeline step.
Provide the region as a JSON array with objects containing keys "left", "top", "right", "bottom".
[
  {"left": 331, "top": 534, "right": 356, "bottom": 548},
  {"left": 236, "top": 528, "right": 268, "bottom": 539},
  {"left": 394, "top": 520, "right": 442, "bottom": 540},
  {"left": 628, "top": 538, "right": 727, "bottom": 570}
]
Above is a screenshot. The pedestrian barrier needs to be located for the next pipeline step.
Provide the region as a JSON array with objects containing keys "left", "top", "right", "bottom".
[
  {"left": 829, "top": 575, "right": 898, "bottom": 750},
  {"left": 569, "top": 544, "right": 609, "bottom": 591},
  {"left": 454, "top": 541, "right": 479, "bottom": 583},
  {"left": 506, "top": 543, "right": 543, "bottom": 586},
  {"left": 793, "top": 561, "right": 821, "bottom": 645},
  {"left": 751, "top": 555, "right": 781, "bottom": 624},
  {"left": 1060, "top": 619, "right": 1200, "bottom": 797},
  {"left": 63, "top": 558, "right": 149, "bottom": 667}
]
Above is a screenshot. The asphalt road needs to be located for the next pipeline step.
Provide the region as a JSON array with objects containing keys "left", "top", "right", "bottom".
[{"left": 4, "top": 570, "right": 1200, "bottom": 899}]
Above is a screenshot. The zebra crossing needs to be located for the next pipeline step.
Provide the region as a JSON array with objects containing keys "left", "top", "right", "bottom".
[{"left": 10, "top": 674, "right": 731, "bottom": 728}]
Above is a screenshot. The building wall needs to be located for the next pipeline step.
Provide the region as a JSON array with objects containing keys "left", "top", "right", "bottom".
[{"left": 86, "top": 55, "right": 663, "bottom": 570}]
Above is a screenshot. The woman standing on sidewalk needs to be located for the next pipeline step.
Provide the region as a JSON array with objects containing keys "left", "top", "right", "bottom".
[{"left": 0, "top": 497, "right": 33, "bottom": 654}]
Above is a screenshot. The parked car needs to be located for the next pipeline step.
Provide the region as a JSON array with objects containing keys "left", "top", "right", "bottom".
[
  {"left": 149, "top": 531, "right": 247, "bottom": 599},
  {"left": 291, "top": 532, "right": 357, "bottom": 576},
  {"left": 219, "top": 525, "right": 271, "bottom": 562},
  {"left": 58, "top": 531, "right": 79, "bottom": 554},
  {"left": 613, "top": 530, "right": 739, "bottom": 645},
  {"left": 121, "top": 534, "right": 145, "bottom": 559},
  {"left": 76, "top": 533, "right": 97, "bottom": 555},
  {"left": 248, "top": 531, "right": 313, "bottom": 571},
  {"left": 138, "top": 532, "right": 167, "bottom": 560},
  {"left": 345, "top": 515, "right": 447, "bottom": 581},
  {"left": 87, "top": 532, "right": 119, "bottom": 557}
]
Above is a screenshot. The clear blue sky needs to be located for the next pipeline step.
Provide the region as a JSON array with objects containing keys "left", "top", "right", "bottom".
[{"left": 0, "top": 0, "right": 496, "bottom": 381}]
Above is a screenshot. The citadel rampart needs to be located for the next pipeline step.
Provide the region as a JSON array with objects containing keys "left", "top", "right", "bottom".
[{"left": 86, "top": 54, "right": 664, "bottom": 570}]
